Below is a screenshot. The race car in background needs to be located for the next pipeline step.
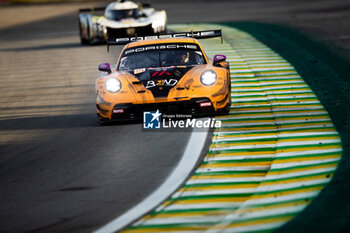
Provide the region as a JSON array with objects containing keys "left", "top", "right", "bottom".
[
  {"left": 95, "top": 30, "right": 231, "bottom": 124},
  {"left": 78, "top": 0, "right": 167, "bottom": 45}
]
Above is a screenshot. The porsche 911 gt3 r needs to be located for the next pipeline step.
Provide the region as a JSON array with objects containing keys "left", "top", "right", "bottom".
[
  {"left": 95, "top": 30, "right": 231, "bottom": 123},
  {"left": 78, "top": 0, "right": 167, "bottom": 45}
]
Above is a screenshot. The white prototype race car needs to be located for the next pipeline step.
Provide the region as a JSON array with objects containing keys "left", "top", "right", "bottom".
[{"left": 78, "top": 0, "right": 167, "bottom": 44}]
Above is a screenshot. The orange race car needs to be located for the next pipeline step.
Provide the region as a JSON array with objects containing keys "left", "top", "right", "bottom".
[{"left": 95, "top": 30, "right": 231, "bottom": 124}]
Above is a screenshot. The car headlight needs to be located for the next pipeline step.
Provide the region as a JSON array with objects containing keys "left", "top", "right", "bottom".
[
  {"left": 105, "top": 78, "right": 121, "bottom": 93},
  {"left": 200, "top": 70, "right": 217, "bottom": 86}
]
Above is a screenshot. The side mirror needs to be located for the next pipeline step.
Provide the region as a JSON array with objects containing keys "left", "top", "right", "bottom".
[
  {"left": 98, "top": 63, "right": 111, "bottom": 74},
  {"left": 213, "top": 54, "right": 226, "bottom": 66}
]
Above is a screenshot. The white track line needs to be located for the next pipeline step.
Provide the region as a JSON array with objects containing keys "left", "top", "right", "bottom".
[{"left": 93, "top": 127, "right": 210, "bottom": 233}]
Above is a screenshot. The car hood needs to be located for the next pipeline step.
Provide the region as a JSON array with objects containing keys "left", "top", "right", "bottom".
[{"left": 125, "top": 65, "right": 201, "bottom": 98}]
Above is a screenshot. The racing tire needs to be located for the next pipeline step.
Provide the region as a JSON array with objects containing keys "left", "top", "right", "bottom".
[
  {"left": 80, "top": 34, "right": 90, "bottom": 45},
  {"left": 225, "top": 68, "right": 232, "bottom": 115},
  {"left": 220, "top": 79, "right": 232, "bottom": 115},
  {"left": 86, "top": 23, "right": 93, "bottom": 45},
  {"left": 97, "top": 116, "right": 109, "bottom": 126},
  {"left": 218, "top": 101, "right": 231, "bottom": 115},
  {"left": 78, "top": 19, "right": 90, "bottom": 45}
]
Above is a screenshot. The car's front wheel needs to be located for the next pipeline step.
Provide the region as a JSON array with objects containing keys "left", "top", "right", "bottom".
[
  {"left": 79, "top": 22, "right": 89, "bottom": 45},
  {"left": 97, "top": 113, "right": 109, "bottom": 126}
]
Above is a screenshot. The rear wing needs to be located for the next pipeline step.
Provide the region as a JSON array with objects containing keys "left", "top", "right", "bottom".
[
  {"left": 107, "top": 29, "right": 223, "bottom": 51},
  {"left": 78, "top": 7, "right": 105, "bottom": 13}
]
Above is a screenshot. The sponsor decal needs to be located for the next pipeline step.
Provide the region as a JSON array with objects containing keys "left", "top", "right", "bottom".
[
  {"left": 113, "top": 30, "right": 220, "bottom": 44},
  {"left": 200, "top": 102, "right": 212, "bottom": 107},
  {"left": 134, "top": 68, "right": 146, "bottom": 74},
  {"left": 146, "top": 79, "right": 178, "bottom": 88},
  {"left": 113, "top": 109, "right": 124, "bottom": 113}
]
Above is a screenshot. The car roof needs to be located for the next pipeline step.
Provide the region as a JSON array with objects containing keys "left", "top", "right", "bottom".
[
  {"left": 107, "top": 1, "right": 138, "bottom": 10},
  {"left": 124, "top": 38, "right": 200, "bottom": 48}
]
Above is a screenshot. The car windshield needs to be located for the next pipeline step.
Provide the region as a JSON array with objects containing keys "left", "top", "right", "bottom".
[
  {"left": 107, "top": 9, "right": 138, "bottom": 20},
  {"left": 118, "top": 43, "right": 206, "bottom": 71}
]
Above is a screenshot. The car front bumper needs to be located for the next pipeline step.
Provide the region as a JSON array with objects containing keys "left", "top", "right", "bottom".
[{"left": 97, "top": 97, "right": 228, "bottom": 121}]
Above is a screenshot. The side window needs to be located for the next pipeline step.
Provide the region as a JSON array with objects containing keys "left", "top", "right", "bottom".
[
  {"left": 119, "top": 57, "right": 128, "bottom": 70},
  {"left": 194, "top": 51, "right": 205, "bottom": 64}
]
